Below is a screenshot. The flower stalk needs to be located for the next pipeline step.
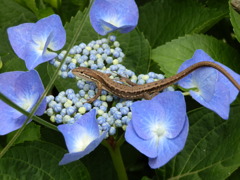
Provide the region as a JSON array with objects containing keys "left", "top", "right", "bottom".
[
  {"left": 102, "top": 136, "right": 128, "bottom": 180},
  {"left": 0, "top": 0, "right": 94, "bottom": 158}
]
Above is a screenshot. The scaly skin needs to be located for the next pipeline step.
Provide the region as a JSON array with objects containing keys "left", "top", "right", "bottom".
[{"left": 72, "top": 61, "right": 240, "bottom": 103}]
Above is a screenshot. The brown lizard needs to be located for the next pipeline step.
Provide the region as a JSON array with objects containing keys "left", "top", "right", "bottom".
[{"left": 72, "top": 61, "right": 240, "bottom": 103}]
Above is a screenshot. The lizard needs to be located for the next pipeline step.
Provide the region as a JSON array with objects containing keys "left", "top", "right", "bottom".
[{"left": 72, "top": 61, "right": 240, "bottom": 103}]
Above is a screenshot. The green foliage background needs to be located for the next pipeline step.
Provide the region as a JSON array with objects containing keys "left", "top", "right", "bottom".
[{"left": 0, "top": 0, "right": 240, "bottom": 179}]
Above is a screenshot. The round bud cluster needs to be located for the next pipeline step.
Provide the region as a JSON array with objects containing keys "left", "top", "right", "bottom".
[
  {"left": 49, "top": 36, "right": 125, "bottom": 79},
  {"left": 46, "top": 36, "right": 175, "bottom": 137}
]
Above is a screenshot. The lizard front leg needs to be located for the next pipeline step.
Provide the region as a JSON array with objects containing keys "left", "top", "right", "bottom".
[{"left": 86, "top": 81, "right": 103, "bottom": 103}]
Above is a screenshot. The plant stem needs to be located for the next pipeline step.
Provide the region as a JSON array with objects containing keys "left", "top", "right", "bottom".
[
  {"left": 102, "top": 136, "right": 128, "bottom": 180},
  {"left": 0, "top": 0, "right": 94, "bottom": 158},
  {"left": 0, "top": 92, "right": 57, "bottom": 131}
]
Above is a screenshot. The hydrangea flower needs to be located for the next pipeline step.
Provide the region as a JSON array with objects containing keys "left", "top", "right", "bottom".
[
  {"left": 177, "top": 49, "right": 240, "bottom": 119},
  {"left": 90, "top": 0, "right": 139, "bottom": 35},
  {"left": 58, "top": 109, "right": 107, "bottom": 165},
  {"left": 7, "top": 14, "right": 66, "bottom": 70},
  {"left": 0, "top": 70, "right": 46, "bottom": 135},
  {"left": 125, "top": 91, "right": 189, "bottom": 169}
]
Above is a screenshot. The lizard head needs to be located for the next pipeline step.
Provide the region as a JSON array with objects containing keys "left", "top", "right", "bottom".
[{"left": 72, "top": 67, "right": 99, "bottom": 81}]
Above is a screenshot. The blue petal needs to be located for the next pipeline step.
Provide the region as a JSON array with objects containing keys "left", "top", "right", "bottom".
[
  {"left": 90, "top": 0, "right": 139, "bottom": 35},
  {"left": 214, "top": 62, "right": 240, "bottom": 103},
  {"left": 177, "top": 49, "right": 215, "bottom": 89},
  {"left": 31, "top": 14, "right": 66, "bottom": 51},
  {"left": 7, "top": 23, "right": 34, "bottom": 60},
  {"left": 14, "top": 70, "right": 46, "bottom": 115},
  {"left": 76, "top": 109, "right": 99, "bottom": 138},
  {"left": 191, "top": 67, "right": 218, "bottom": 102},
  {"left": 24, "top": 44, "right": 57, "bottom": 70},
  {"left": 0, "top": 112, "right": 26, "bottom": 135},
  {"left": 190, "top": 82, "right": 230, "bottom": 119},
  {"left": 125, "top": 120, "right": 158, "bottom": 158},
  {"left": 131, "top": 98, "right": 166, "bottom": 140},
  {"left": 148, "top": 117, "right": 189, "bottom": 169},
  {"left": 7, "top": 14, "right": 66, "bottom": 70},
  {"left": 152, "top": 91, "right": 187, "bottom": 138},
  {"left": 59, "top": 132, "right": 106, "bottom": 165},
  {"left": 178, "top": 49, "right": 240, "bottom": 119},
  {"left": 131, "top": 92, "right": 186, "bottom": 140},
  {"left": 58, "top": 110, "right": 103, "bottom": 153},
  {"left": 0, "top": 70, "right": 46, "bottom": 135}
]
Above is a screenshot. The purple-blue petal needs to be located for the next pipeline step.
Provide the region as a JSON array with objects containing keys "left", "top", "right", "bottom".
[
  {"left": 59, "top": 132, "right": 106, "bottom": 165},
  {"left": 131, "top": 99, "right": 166, "bottom": 140},
  {"left": 190, "top": 67, "right": 218, "bottom": 102},
  {"left": 14, "top": 70, "right": 46, "bottom": 116},
  {"left": 190, "top": 82, "right": 230, "bottom": 119},
  {"left": 90, "top": 0, "right": 139, "bottom": 35},
  {"left": 126, "top": 91, "right": 188, "bottom": 160},
  {"left": 24, "top": 44, "right": 57, "bottom": 70},
  {"left": 76, "top": 109, "right": 100, "bottom": 137},
  {"left": 58, "top": 110, "right": 106, "bottom": 165},
  {"left": 130, "top": 91, "right": 186, "bottom": 140},
  {"left": 7, "top": 23, "right": 34, "bottom": 60},
  {"left": 125, "top": 120, "right": 158, "bottom": 158},
  {"left": 177, "top": 49, "right": 240, "bottom": 119},
  {"left": 148, "top": 117, "right": 189, "bottom": 169},
  {"left": 152, "top": 91, "right": 187, "bottom": 138},
  {"left": 31, "top": 14, "right": 66, "bottom": 51},
  {"left": 7, "top": 14, "right": 66, "bottom": 70},
  {"left": 58, "top": 110, "right": 99, "bottom": 153},
  {"left": 0, "top": 70, "right": 46, "bottom": 135}
]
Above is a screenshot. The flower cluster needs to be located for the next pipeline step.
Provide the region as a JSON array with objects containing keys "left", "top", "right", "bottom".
[
  {"left": 45, "top": 36, "right": 172, "bottom": 137},
  {"left": 49, "top": 36, "right": 125, "bottom": 79},
  {"left": 4, "top": 0, "right": 240, "bottom": 171}
]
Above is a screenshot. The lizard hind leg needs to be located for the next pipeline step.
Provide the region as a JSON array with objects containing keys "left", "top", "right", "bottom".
[
  {"left": 119, "top": 76, "right": 138, "bottom": 86},
  {"left": 143, "top": 91, "right": 160, "bottom": 100}
]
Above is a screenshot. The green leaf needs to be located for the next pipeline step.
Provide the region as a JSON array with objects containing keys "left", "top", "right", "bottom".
[
  {"left": 151, "top": 34, "right": 240, "bottom": 77},
  {"left": 0, "top": 0, "right": 36, "bottom": 28},
  {"left": 202, "top": 0, "right": 229, "bottom": 12},
  {"left": 0, "top": 27, "right": 27, "bottom": 73},
  {"left": 230, "top": 1, "right": 240, "bottom": 43},
  {"left": 81, "top": 145, "right": 118, "bottom": 180},
  {"left": 116, "top": 30, "right": 151, "bottom": 74},
  {"left": 138, "top": 0, "right": 227, "bottom": 48},
  {"left": 0, "top": 141, "right": 90, "bottom": 179},
  {"left": 158, "top": 105, "right": 240, "bottom": 179},
  {"left": 21, "top": 0, "right": 38, "bottom": 14},
  {"left": 64, "top": 9, "right": 99, "bottom": 48},
  {"left": 36, "top": 62, "right": 51, "bottom": 88},
  {"left": 6, "top": 123, "right": 41, "bottom": 145}
]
